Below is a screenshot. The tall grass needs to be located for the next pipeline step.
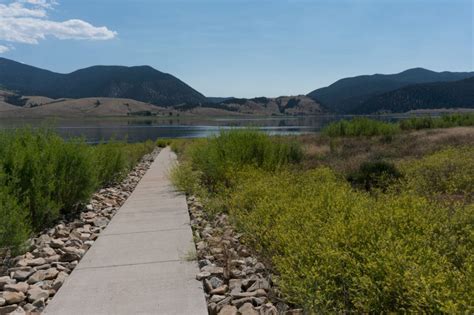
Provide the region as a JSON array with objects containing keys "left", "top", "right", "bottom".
[
  {"left": 0, "top": 128, "right": 155, "bottom": 253},
  {"left": 185, "top": 129, "right": 303, "bottom": 190},
  {"left": 399, "top": 113, "right": 474, "bottom": 130},
  {"left": 323, "top": 113, "right": 474, "bottom": 137},
  {"left": 322, "top": 117, "right": 399, "bottom": 137}
]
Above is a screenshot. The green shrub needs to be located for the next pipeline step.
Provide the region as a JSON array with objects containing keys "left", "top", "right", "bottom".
[
  {"left": 229, "top": 168, "right": 473, "bottom": 313},
  {"left": 93, "top": 139, "right": 155, "bottom": 186},
  {"left": 400, "top": 113, "right": 474, "bottom": 130},
  {"left": 0, "top": 175, "right": 30, "bottom": 254},
  {"left": 400, "top": 146, "right": 474, "bottom": 196},
  {"left": 0, "top": 128, "right": 155, "bottom": 250},
  {"left": 322, "top": 118, "right": 400, "bottom": 137},
  {"left": 347, "top": 160, "right": 402, "bottom": 191},
  {"left": 156, "top": 138, "right": 172, "bottom": 148},
  {"left": 187, "top": 129, "right": 302, "bottom": 190}
]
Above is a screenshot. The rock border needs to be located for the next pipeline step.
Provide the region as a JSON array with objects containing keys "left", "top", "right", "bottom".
[
  {"left": 187, "top": 196, "right": 303, "bottom": 315},
  {"left": 0, "top": 148, "right": 161, "bottom": 315}
]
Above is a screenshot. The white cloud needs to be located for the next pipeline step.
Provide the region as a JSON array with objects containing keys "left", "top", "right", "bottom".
[
  {"left": 0, "top": 44, "right": 9, "bottom": 53},
  {"left": 0, "top": 0, "right": 116, "bottom": 53}
]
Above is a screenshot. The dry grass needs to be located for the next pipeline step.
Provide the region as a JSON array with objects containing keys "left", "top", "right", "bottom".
[{"left": 299, "top": 127, "right": 474, "bottom": 174}]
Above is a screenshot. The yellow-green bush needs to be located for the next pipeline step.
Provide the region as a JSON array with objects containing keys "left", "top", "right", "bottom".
[
  {"left": 400, "top": 147, "right": 474, "bottom": 196},
  {"left": 229, "top": 168, "right": 473, "bottom": 313}
]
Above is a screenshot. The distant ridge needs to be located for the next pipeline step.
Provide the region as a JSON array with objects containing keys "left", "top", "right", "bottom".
[
  {"left": 0, "top": 58, "right": 206, "bottom": 106},
  {"left": 307, "top": 68, "right": 474, "bottom": 113},
  {"left": 352, "top": 77, "right": 474, "bottom": 114}
]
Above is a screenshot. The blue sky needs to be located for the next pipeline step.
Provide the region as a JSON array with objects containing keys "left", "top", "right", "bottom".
[{"left": 0, "top": 0, "right": 472, "bottom": 97}]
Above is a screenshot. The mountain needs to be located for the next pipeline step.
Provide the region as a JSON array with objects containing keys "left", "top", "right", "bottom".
[
  {"left": 175, "top": 95, "right": 325, "bottom": 115},
  {"left": 307, "top": 68, "right": 474, "bottom": 113},
  {"left": 0, "top": 58, "right": 206, "bottom": 106},
  {"left": 352, "top": 77, "right": 474, "bottom": 114}
]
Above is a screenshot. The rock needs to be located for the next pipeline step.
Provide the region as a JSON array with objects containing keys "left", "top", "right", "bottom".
[
  {"left": 284, "top": 309, "right": 304, "bottom": 315},
  {"left": 231, "top": 297, "right": 253, "bottom": 308},
  {"left": 209, "top": 294, "right": 226, "bottom": 303},
  {"left": 52, "top": 271, "right": 68, "bottom": 291},
  {"left": 0, "top": 276, "right": 15, "bottom": 289},
  {"left": 41, "top": 247, "right": 56, "bottom": 257},
  {"left": 254, "top": 262, "right": 265, "bottom": 272},
  {"left": 32, "top": 297, "right": 45, "bottom": 309},
  {"left": 203, "top": 279, "right": 213, "bottom": 293},
  {"left": 218, "top": 305, "right": 238, "bottom": 315},
  {"left": 209, "top": 277, "right": 223, "bottom": 289},
  {"left": 0, "top": 305, "right": 18, "bottom": 315},
  {"left": 0, "top": 298, "right": 4, "bottom": 306},
  {"left": 92, "top": 217, "right": 108, "bottom": 227},
  {"left": 4, "top": 282, "right": 29, "bottom": 293},
  {"left": 259, "top": 303, "right": 278, "bottom": 315},
  {"left": 8, "top": 306, "right": 26, "bottom": 315},
  {"left": 50, "top": 239, "right": 64, "bottom": 248},
  {"left": 198, "top": 259, "right": 212, "bottom": 269},
  {"left": 23, "top": 258, "right": 47, "bottom": 267},
  {"left": 201, "top": 265, "right": 224, "bottom": 276},
  {"left": 216, "top": 296, "right": 232, "bottom": 306},
  {"left": 239, "top": 303, "right": 259, "bottom": 315},
  {"left": 230, "top": 291, "right": 257, "bottom": 299},
  {"left": 196, "top": 271, "right": 211, "bottom": 280},
  {"left": 247, "top": 278, "right": 270, "bottom": 292},
  {"left": 208, "top": 302, "right": 218, "bottom": 315},
  {"left": 27, "top": 270, "right": 47, "bottom": 284},
  {"left": 2, "top": 291, "right": 25, "bottom": 304},
  {"left": 251, "top": 297, "right": 265, "bottom": 306},
  {"left": 12, "top": 269, "right": 34, "bottom": 281},
  {"left": 27, "top": 287, "right": 49, "bottom": 303},
  {"left": 210, "top": 285, "right": 228, "bottom": 295},
  {"left": 229, "top": 279, "right": 242, "bottom": 294},
  {"left": 44, "top": 268, "right": 59, "bottom": 280},
  {"left": 22, "top": 304, "right": 35, "bottom": 312},
  {"left": 45, "top": 254, "right": 61, "bottom": 263}
]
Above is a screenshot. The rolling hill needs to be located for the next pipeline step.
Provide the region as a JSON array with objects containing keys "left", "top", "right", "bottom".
[
  {"left": 0, "top": 58, "right": 206, "bottom": 106},
  {"left": 352, "top": 77, "right": 474, "bottom": 114},
  {"left": 307, "top": 68, "right": 474, "bottom": 113}
]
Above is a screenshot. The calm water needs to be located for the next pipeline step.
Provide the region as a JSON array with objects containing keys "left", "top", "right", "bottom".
[{"left": 0, "top": 115, "right": 406, "bottom": 143}]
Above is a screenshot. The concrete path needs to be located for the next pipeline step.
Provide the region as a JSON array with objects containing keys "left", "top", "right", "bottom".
[{"left": 44, "top": 147, "right": 208, "bottom": 315}]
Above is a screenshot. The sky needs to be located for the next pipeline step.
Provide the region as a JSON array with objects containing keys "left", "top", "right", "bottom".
[{"left": 0, "top": 0, "right": 472, "bottom": 97}]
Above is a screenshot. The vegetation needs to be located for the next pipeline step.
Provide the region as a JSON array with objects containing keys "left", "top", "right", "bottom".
[
  {"left": 322, "top": 117, "right": 399, "bottom": 137},
  {"left": 0, "top": 128, "right": 155, "bottom": 254},
  {"left": 322, "top": 113, "right": 474, "bottom": 137},
  {"left": 172, "top": 128, "right": 474, "bottom": 313}
]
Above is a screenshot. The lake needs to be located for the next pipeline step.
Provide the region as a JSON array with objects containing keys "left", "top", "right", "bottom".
[{"left": 0, "top": 115, "right": 407, "bottom": 143}]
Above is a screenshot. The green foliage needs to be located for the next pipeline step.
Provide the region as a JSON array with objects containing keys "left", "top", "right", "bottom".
[
  {"left": 0, "top": 175, "right": 30, "bottom": 255},
  {"left": 400, "top": 146, "right": 474, "bottom": 196},
  {"left": 322, "top": 118, "right": 400, "bottom": 137},
  {"left": 323, "top": 114, "right": 474, "bottom": 138},
  {"left": 229, "top": 168, "right": 473, "bottom": 313},
  {"left": 172, "top": 130, "right": 474, "bottom": 313},
  {"left": 93, "top": 140, "right": 155, "bottom": 186},
  {"left": 156, "top": 138, "right": 172, "bottom": 148},
  {"left": 187, "top": 129, "right": 302, "bottom": 190},
  {"left": 399, "top": 113, "right": 474, "bottom": 130},
  {"left": 0, "top": 128, "right": 155, "bottom": 252},
  {"left": 347, "top": 160, "right": 402, "bottom": 191}
]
